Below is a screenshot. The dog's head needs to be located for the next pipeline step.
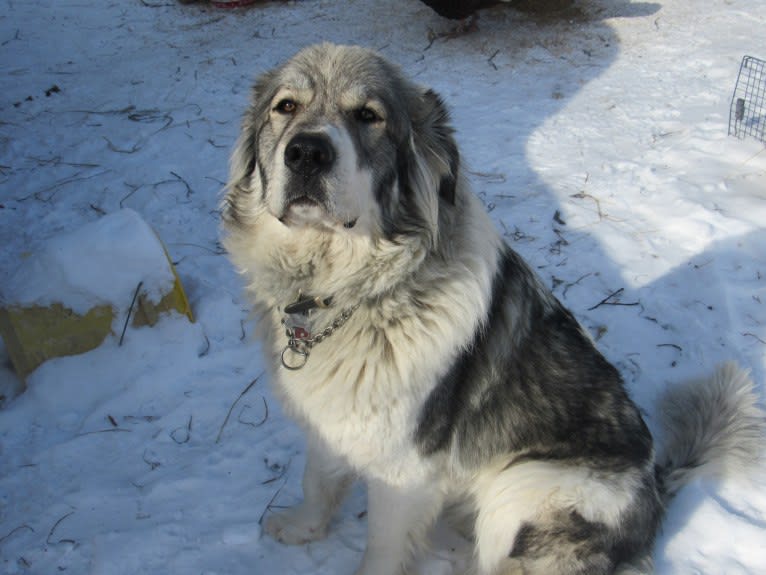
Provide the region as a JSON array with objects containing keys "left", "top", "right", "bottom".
[{"left": 223, "top": 43, "right": 459, "bottom": 245}]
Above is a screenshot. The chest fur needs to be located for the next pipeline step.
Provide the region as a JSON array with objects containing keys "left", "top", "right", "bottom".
[{"left": 268, "top": 305, "right": 471, "bottom": 484}]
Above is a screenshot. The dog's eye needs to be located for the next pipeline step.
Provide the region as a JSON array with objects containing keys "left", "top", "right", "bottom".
[
  {"left": 355, "top": 107, "right": 382, "bottom": 124},
  {"left": 275, "top": 99, "right": 298, "bottom": 115}
]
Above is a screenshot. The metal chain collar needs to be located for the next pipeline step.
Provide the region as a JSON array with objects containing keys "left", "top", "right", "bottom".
[{"left": 280, "top": 303, "right": 360, "bottom": 370}]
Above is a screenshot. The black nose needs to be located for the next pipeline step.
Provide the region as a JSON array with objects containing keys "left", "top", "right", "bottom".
[{"left": 284, "top": 133, "right": 335, "bottom": 177}]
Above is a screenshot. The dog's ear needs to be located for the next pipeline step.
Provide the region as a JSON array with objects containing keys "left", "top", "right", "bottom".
[
  {"left": 223, "top": 70, "right": 277, "bottom": 226},
  {"left": 389, "top": 87, "right": 459, "bottom": 246},
  {"left": 229, "top": 70, "right": 277, "bottom": 191},
  {"left": 413, "top": 89, "right": 460, "bottom": 206}
]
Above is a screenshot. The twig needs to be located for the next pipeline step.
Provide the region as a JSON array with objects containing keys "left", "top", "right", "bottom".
[
  {"left": 216, "top": 375, "right": 262, "bottom": 443},
  {"left": 171, "top": 416, "right": 193, "bottom": 444},
  {"left": 198, "top": 334, "right": 211, "bottom": 358},
  {"left": 0, "top": 524, "right": 34, "bottom": 546},
  {"left": 69, "top": 105, "right": 136, "bottom": 116},
  {"left": 76, "top": 428, "right": 131, "bottom": 437},
  {"left": 261, "top": 460, "right": 289, "bottom": 485},
  {"left": 140, "top": 0, "right": 175, "bottom": 7},
  {"left": 587, "top": 288, "right": 640, "bottom": 311},
  {"left": 170, "top": 242, "right": 226, "bottom": 255},
  {"left": 170, "top": 171, "right": 192, "bottom": 198},
  {"left": 657, "top": 343, "right": 683, "bottom": 352},
  {"left": 46, "top": 511, "right": 76, "bottom": 545},
  {"left": 237, "top": 395, "right": 269, "bottom": 429},
  {"left": 128, "top": 109, "right": 171, "bottom": 126},
  {"left": 424, "top": 30, "right": 438, "bottom": 51},
  {"left": 207, "top": 138, "right": 228, "bottom": 149},
  {"left": 465, "top": 169, "right": 506, "bottom": 183},
  {"left": 500, "top": 221, "right": 531, "bottom": 242},
  {"left": 562, "top": 272, "right": 592, "bottom": 298},
  {"left": 205, "top": 175, "right": 227, "bottom": 187},
  {"left": 17, "top": 170, "right": 110, "bottom": 202},
  {"left": 743, "top": 332, "right": 766, "bottom": 345},
  {"left": 570, "top": 180, "right": 608, "bottom": 221},
  {"left": 258, "top": 479, "right": 287, "bottom": 525},
  {"left": 487, "top": 49, "right": 500, "bottom": 70},
  {"left": 124, "top": 414, "right": 159, "bottom": 423},
  {"left": 103, "top": 136, "right": 141, "bottom": 154},
  {"left": 68, "top": 106, "right": 171, "bottom": 124},
  {"left": 120, "top": 281, "right": 144, "bottom": 346},
  {"left": 589, "top": 288, "right": 617, "bottom": 311},
  {"left": 549, "top": 228, "right": 569, "bottom": 255},
  {"left": 119, "top": 182, "right": 142, "bottom": 208},
  {"left": 28, "top": 155, "right": 100, "bottom": 169}
]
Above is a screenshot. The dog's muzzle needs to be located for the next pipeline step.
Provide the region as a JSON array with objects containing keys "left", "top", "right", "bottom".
[{"left": 281, "top": 132, "right": 357, "bottom": 229}]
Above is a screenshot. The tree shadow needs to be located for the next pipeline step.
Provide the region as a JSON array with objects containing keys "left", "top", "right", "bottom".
[
  {"left": 646, "top": 228, "right": 766, "bottom": 569},
  {"left": 377, "top": 0, "right": 665, "bottom": 388}
]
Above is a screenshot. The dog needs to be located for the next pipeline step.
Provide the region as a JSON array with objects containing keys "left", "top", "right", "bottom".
[{"left": 221, "top": 43, "right": 764, "bottom": 575}]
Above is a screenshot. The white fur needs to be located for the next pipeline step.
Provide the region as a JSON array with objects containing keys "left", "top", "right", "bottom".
[
  {"left": 227, "top": 187, "right": 501, "bottom": 487},
  {"left": 471, "top": 461, "right": 645, "bottom": 574},
  {"left": 657, "top": 362, "right": 766, "bottom": 495},
  {"left": 264, "top": 437, "right": 353, "bottom": 544}
]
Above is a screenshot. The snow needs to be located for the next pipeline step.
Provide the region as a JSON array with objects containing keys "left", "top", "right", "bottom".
[
  {"left": 2, "top": 209, "right": 175, "bottom": 316},
  {"left": 0, "top": 0, "right": 764, "bottom": 574}
]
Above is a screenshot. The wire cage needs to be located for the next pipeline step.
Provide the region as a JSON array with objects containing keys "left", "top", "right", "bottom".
[{"left": 729, "top": 55, "right": 766, "bottom": 143}]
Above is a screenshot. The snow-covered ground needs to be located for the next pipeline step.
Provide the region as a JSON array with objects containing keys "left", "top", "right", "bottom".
[{"left": 1, "top": 0, "right": 765, "bottom": 573}]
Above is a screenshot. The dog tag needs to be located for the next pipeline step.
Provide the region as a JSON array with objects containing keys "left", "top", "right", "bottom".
[
  {"left": 281, "top": 310, "right": 313, "bottom": 370},
  {"left": 284, "top": 313, "right": 311, "bottom": 341}
]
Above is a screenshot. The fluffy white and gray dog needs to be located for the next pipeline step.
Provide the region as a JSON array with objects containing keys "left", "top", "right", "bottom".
[{"left": 222, "top": 43, "right": 764, "bottom": 575}]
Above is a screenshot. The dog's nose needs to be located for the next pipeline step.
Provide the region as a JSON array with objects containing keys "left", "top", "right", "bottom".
[{"left": 284, "top": 133, "right": 335, "bottom": 177}]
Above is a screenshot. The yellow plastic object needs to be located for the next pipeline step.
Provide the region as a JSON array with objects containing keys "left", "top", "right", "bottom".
[
  {"left": 0, "top": 233, "right": 193, "bottom": 386},
  {"left": 131, "top": 249, "right": 194, "bottom": 327},
  {"left": 0, "top": 303, "right": 114, "bottom": 382}
]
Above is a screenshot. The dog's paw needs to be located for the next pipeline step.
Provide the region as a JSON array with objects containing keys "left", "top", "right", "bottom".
[{"left": 263, "top": 507, "right": 328, "bottom": 545}]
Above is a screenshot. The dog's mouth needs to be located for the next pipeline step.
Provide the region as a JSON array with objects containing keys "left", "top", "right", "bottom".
[
  {"left": 287, "top": 195, "right": 320, "bottom": 210},
  {"left": 279, "top": 195, "right": 357, "bottom": 229},
  {"left": 280, "top": 195, "right": 324, "bottom": 223}
]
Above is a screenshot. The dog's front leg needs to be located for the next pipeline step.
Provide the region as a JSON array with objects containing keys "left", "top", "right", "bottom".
[
  {"left": 355, "top": 477, "right": 445, "bottom": 575},
  {"left": 264, "top": 437, "right": 353, "bottom": 544}
]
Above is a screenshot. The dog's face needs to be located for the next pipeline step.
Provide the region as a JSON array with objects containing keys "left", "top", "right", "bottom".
[{"left": 223, "top": 43, "right": 459, "bottom": 245}]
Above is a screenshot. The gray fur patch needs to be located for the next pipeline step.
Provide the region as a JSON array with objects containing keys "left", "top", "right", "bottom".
[{"left": 415, "top": 246, "right": 654, "bottom": 472}]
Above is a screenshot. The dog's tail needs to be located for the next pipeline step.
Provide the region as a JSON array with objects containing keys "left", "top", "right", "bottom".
[{"left": 654, "top": 362, "right": 765, "bottom": 501}]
